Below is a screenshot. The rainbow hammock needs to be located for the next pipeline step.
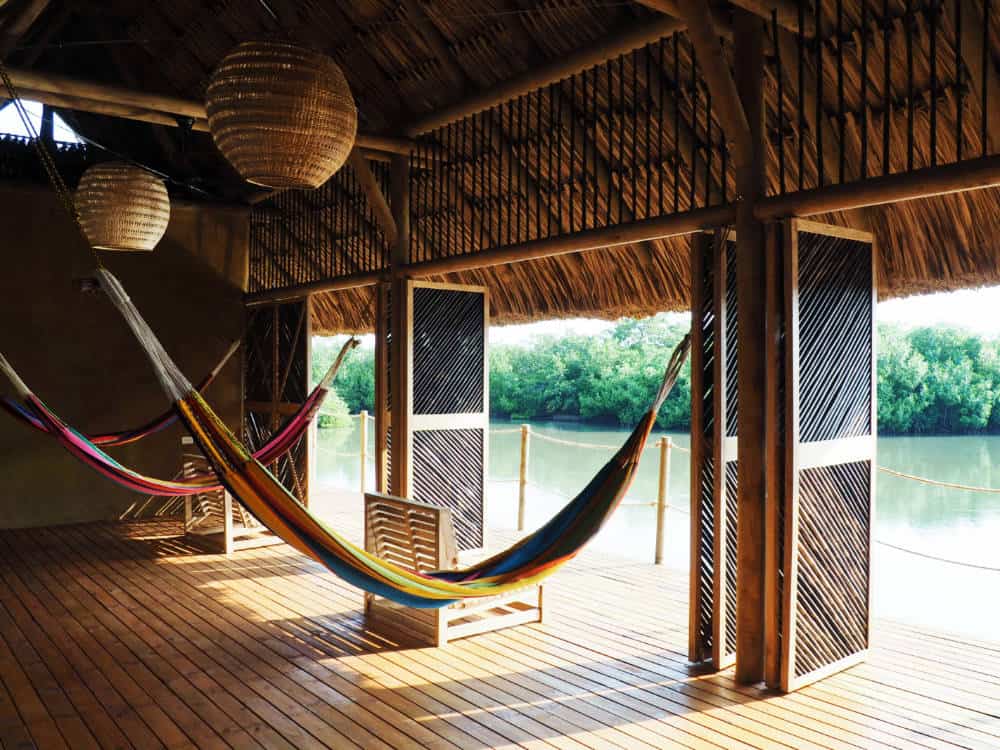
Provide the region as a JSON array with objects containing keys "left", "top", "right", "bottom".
[
  {"left": 10, "top": 269, "right": 690, "bottom": 608},
  {"left": 0, "top": 337, "right": 358, "bottom": 497}
]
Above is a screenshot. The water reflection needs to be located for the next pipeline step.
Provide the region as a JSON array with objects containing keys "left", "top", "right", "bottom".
[{"left": 316, "top": 421, "right": 1000, "bottom": 640}]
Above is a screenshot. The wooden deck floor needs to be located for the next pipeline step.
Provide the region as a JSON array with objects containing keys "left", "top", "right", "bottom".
[{"left": 1, "top": 500, "right": 999, "bottom": 749}]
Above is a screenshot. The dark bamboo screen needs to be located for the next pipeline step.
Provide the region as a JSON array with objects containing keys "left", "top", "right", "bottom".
[
  {"left": 408, "top": 283, "right": 489, "bottom": 551},
  {"left": 689, "top": 231, "right": 738, "bottom": 669},
  {"left": 244, "top": 298, "right": 312, "bottom": 505},
  {"left": 688, "top": 232, "right": 715, "bottom": 664},
  {"left": 775, "top": 221, "right": 876, "bottom": 692}
]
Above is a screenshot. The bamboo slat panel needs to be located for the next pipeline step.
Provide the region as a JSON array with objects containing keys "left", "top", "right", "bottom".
[
  {"left": 407, "top": 282, "right": 489, "bottom": 551},
  {"left": 778, "top": 220, "right": 877, "bottom": 692}
]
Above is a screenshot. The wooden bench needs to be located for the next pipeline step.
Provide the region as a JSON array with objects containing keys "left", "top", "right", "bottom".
[{"left": 363, "top": 492, "right": 543, "bottom": 646}]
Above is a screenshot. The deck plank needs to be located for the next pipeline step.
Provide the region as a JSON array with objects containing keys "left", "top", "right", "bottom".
[{"left": 0, "top": 501, "right": 996, "bottom": 750}]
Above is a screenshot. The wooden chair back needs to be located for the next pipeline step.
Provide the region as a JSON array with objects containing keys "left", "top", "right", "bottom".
[{"left": 363, "top": 492, "right": 459, "bottom": 573}]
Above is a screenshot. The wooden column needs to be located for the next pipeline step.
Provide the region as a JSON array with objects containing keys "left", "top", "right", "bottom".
[
  {"left": 733, "top": 9, "right": 768, "bottom": 685},
  {"left": 388, "top": 154, "right": 412, "bottom": 497}
]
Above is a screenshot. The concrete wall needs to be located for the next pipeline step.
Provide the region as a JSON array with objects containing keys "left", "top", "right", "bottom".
[{"left": 0, "top": 184, "right": 248, "bottom": 528}]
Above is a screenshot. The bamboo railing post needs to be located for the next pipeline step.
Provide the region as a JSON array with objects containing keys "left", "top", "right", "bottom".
[
  {"left": 655, "top": 437, "right": 672, "bottom": 565},
  {"left": 518, "top": 424, "right": 530, "bottom": 532},
  {"left": 359, "top": 410, "right": 368, "bottom": 494}
]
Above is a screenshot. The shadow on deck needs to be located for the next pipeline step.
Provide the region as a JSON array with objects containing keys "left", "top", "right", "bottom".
[{"left": 0, "top": 489, "right": 997, "bottom": 749}]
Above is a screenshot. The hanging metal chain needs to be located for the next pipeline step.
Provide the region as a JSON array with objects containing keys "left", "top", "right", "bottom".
[{"left": 0, "top": 56, "right": 103, "bottom": 268}]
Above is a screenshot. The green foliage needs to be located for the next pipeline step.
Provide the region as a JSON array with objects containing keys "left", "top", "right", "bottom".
[
  {"left": 316, "top": 389, "right": 351, "bottom": 429},
  {"left": 490, "top": 315, "right": 693, "bottom": 430},
  {"left": 878, "top": 325, "right": 1000, "bottom": 434},
  {"left": 312, "top": 321, "right": 1000, "bottom": 436},
  {"left": 311, "top": 336, "right": 376, "bottom": 417}
]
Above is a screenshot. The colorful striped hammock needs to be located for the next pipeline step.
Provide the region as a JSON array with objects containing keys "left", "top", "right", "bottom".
[
  {"left": 0, "top": 339, "right": 240, "bottom": 447},
  {"left": 0, "top": 337, "right": 358, "bottom": 497},
  {"left": 87, "top": 269, "right": 690, "bottom": 608}
]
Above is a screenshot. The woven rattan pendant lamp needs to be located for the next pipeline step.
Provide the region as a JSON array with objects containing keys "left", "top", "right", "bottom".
[
  {"left": 75, "top": 162, "right": 170, "bottom": 252},
  {"left": 205, "top": 41, "right": 358, "bottom": 190}
]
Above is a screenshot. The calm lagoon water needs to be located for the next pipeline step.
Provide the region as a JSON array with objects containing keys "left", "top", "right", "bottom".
[{"left": 316, "top": 421, "right": 1000, "bottom": 641}]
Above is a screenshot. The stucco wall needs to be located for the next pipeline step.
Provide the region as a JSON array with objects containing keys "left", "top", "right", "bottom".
[{"left": 0, "top": 185, "right": 248, "bottom": 528}]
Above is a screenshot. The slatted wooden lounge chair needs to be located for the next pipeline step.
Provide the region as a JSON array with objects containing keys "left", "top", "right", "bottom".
[
  {"left": 181, "top": 436, "right": 279, "bottom": 554},
  {"left": 363, "top": 492, "right": 543, "bottom": 646}
]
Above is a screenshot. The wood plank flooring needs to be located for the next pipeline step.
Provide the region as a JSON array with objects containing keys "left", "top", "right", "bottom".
[{"left": 0, "top": 496, "right": 997, "bottom": 749}]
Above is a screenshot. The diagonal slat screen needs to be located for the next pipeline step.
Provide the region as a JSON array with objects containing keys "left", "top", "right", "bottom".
[
  {"left": 777, "top": 221, "right": 876, "bottom": 692},
  {"left": 408, "top": 283, "right": 489, "bottom": 551},
  {"left": 689, "top": 232, "right": 738, "bottom": 669}
]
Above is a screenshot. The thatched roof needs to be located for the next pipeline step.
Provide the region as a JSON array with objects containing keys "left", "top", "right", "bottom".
[{"left": 3, "top": 0, "right": 999, "bottom": 332}]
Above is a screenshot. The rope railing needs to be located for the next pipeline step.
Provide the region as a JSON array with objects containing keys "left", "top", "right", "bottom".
[
  {"left": 874, "top": 541, "right": 1000, "bottom": 572},
  {"left": 316, "top": 415, "right": 1000, "bottom": 570},
  {"left": 510, "top": 426, "right": 1000, "bottom": 491},
  {"left": 876, "top": 466, "right": 1000, "bottom": 493}
]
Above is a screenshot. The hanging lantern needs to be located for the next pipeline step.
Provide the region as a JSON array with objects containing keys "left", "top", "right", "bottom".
[
  {"left": 205, "top": 41, "right": 358, "bottom": 190},
  {"left": 75, "top": 162, "right": 170, "bottom": 252}
]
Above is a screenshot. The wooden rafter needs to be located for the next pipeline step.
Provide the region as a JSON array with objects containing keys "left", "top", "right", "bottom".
[
  {"left": 405, "top": 15, "right": 685, "bottom": 136},
  {"left": 550, "top": 87, "right": 657, "bottom": 265},
  {"left": 347, "top": 149, "right": 398, "bottom": 246},
  {"left": 0, "top": 0, "right": 50, "bottom": 58},
  {"left": 262, "top": 0, "right": 406, "bottom": 131},
  {"left": 3, "top": 67, "right": 420, "bottom": 155},
  {"left": 676, "top": 3, "right": 753, "bottom": 171},
  {"left": 485, "top": 110, "right": 568, "bottom": 235},
  {"left": 637, "top": 49, "right": 721, "bottom": 203},
  {"left": 15, "top": 1, "right": 69, "bottom": 67}
]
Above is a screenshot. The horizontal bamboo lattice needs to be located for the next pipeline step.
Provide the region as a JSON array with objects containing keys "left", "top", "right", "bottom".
[{"left": 242, "top": 1, "right": 1000, "bottom": 327}]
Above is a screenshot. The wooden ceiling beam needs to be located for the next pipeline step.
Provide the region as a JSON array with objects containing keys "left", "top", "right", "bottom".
[
  {"left": 0, "top": 0, "right": 50, "bottom": 58},
  {"left": 12, "top": 87, "right": 210, "bottom": 130},
  {"left": 757, "top": 153, "right": 1000, "bottom": 219},
  {"left": 7, "top": 66, "right": 204, "bottom": 118},
  {"left": 15, "top": 1, "right": 70, "bottom": 68},
  {"left": 4, "top": 67, "right": 421, "bottom": 155},
  {"left": 404, "top": 15, "right": 685, "bottom": 136},
  {"left": 674, "top": 3, "right": 753, "bottom": 171}
]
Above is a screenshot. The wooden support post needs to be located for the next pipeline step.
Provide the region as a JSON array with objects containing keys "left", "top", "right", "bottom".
[
  {"left": 518, "top": 424, "right": 530, "bottom": 532},
  {"left": 763, "top": 222, "right": 785, "bottom": 687},
  {"left": 374, "top": 286, "right": 391, "bottom": 493},
  {"left": 733, "top": 8, "right": 768, "bottom": 685},
  {"left": 389, "top": 154, "right": 412, "bottom": 498},
  {"left": 655, "top": 437, "right": 671, "bottom": 565},
  {"left": 359, "top": 410, "right": 368, "bottom": 494}
]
